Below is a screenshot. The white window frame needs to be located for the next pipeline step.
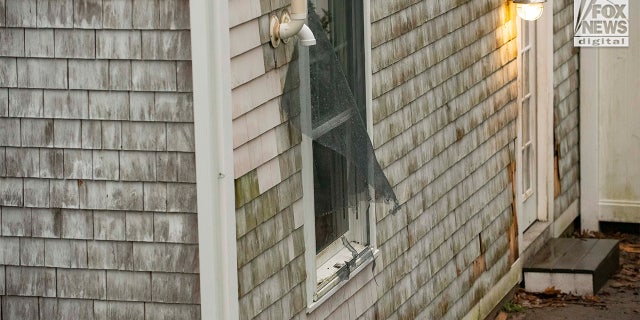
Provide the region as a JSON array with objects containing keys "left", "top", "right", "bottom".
[{"left": 300, "top": 0, "right": 377, "bottom": 311}]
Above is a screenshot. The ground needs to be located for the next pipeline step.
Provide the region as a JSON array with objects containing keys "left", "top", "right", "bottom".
[{"left": 497, "top": 232, "right": 640, "bottom": 320}]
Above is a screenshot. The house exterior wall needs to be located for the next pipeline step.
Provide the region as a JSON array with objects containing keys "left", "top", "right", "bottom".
[
  {"left": 553, "top": 0, "right": 580, "bottom": 216},
  {"left": 0, "top": 0, "right": 200, "bottom": 318},
  {"left": 0, "top": 0, "right": 582, "bottom": 319},
  {"left": 230, "top": 0, "right": 307, "bottom": 319},
  {"left": 233, "top": 0, "right": 521, "bottom": 319}
]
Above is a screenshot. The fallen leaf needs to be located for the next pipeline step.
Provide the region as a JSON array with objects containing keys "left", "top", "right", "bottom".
[
  {"left": 495, "top": 311, "right": 508, "bottom": 320},
  {"left": 543, "top": 286, "right": 562, "bottom": 295},
  {"left": 620, "top": 243, "right": 640, "bottom": 253}
]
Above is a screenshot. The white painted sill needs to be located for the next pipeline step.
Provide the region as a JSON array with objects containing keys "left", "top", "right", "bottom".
[{"left": 306, "top": 247, "right": 379, "bottom": 314}]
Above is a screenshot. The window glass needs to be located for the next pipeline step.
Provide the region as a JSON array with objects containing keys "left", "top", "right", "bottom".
[{"left": 312, "top": 0, "right": 366, "bottom": 254}]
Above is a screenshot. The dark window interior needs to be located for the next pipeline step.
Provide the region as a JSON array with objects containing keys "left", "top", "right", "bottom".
[{"left": 313, "top": 0, "right": 366, "bottom": 253}]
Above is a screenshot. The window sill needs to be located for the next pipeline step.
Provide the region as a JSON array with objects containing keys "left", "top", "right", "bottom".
[
  {"left": 316, "top": 241, "right": 366, "bottom": 285},
  {"left": 306, "top": 247, "right": 378, "bottom": 314}
]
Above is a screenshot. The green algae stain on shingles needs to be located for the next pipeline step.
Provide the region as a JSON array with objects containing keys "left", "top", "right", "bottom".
[{"left": 234, "top": 169, "right": 260, "bottom": 208}]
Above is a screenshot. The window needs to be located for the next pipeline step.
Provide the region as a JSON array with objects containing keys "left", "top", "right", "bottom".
[
  {"left": 313, "top": 0, "right": 366, "bottom": 257},
  {"left": 300, "top": 0, "right": 376, "bottom": 305}
]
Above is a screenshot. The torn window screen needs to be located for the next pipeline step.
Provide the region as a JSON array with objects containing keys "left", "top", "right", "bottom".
[{"left": 280, "top": 3, "right": 400, "bottom": 222}]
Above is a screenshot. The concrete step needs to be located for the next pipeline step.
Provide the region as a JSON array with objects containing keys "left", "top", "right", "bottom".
[{"left": 523, "top": 238, "right": 619, "bottom": 295}]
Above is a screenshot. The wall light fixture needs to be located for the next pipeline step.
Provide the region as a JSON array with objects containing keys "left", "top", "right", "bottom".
[{"left": 513, "top": 0, "right": 546, "bottom": 21}]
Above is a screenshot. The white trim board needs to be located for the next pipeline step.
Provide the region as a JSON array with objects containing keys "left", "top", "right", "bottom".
[
  {"left": 599, "top": 200, "right": 640, "bottom": 223},
  {"left": 553, "top": 200, "right": 579, "bottom": 237},
  {"left": 190, "top": 1, "right": 240, "bottom": 319},
  {"left": 580, "top": 47, "right": 600, "bottom": 231},
  {"left": 536, "top": 0, "right": 555, "bottom": 224}
]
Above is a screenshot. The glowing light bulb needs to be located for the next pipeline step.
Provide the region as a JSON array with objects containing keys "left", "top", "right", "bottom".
[{"left": 516, "top": 3, "right": 544, "bottom": 21}]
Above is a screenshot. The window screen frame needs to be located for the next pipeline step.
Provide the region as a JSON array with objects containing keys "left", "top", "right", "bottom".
[{"left": 300, "top": 0, "right": 378, "bottom": 311}]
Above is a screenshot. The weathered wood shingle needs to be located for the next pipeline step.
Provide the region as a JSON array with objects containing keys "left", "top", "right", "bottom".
[
  {"left": 96, "top": 30, "right": 141, "bottom": 59},
  {"left": 21, "top": 119, "right": 54, "bottom": 147},
  {"left": 0, "top": 0, "right": 5, "bottom": 27},
  {"left": 43, "top": 90, "right": 88, "bottom": 119},
  {"left": 0, "top": 28, "right": 24, "bottom": 56},
  {"left": 54, "top": 29, "right": 96, "bottom": 58},
  {"left": 36, "top": 0, "right": 73, "bottom": 28},
  {"left": 131, "top": 61, "right": 177, "bottom": 91},
  {"left": 0, "top": 88, "right": 7, "bottom": 116},
  {"left": 57, "top": 268, "right": 106, "bottom": 299},
  {"left": 68, "top": 59, "right": 109, "bottom": 90},
  {"left": 6, "top": 0, "right": 36, "bottom": 27},
  {"left": 43, "top": 239, "right": 88, "bottom": 268},
  {"left": 1, "top": 207, "right": 31, "bottom": 236},
  {"left": 24, "top": 29, "right": 54, "bottom": 57},
  {"left": 103, "top": 0, "right": 133, "bottom": 29},
  {"left": 94, "top": 300, "right": 145, "bottom": 320},
  {"left": 93, "top": 210, "right": 126, "bottom": 240},
  {"left": 5, "top": 266, "right": 55, "bottom": 296},
  {"left": 49, "top": 180, "right": 79, "bottom": 208},
  {"left": 3, "top": 296, "right": 38, "bottom": 319},
  {"left": 151, "top": 272, "right": 200, "bottom": 304},
  {"left": 53, "top": 120, "right": 82, "bottom": 148},
  {"left": 23, "top": 179, "right": 49, "bottom": 208},
  {"left": 17, "top": 58, "right": 67, "bottom": 89},
  {"left": 141, "top": 31, "right": 191, "bottom": 60},
  {"left": 5, "top": 147, "right": 39, "bottom": 177},
  {"left": 73, "top": 0, "right": 102, "bottom": 29}
]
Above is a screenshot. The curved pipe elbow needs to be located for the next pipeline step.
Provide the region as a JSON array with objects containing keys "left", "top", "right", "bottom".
[
  {"left": 297, "top": 24, "right": 316, "bottom": 46},
  {"left": 279, "top": 19, "right": 316, "bottom": 46}
]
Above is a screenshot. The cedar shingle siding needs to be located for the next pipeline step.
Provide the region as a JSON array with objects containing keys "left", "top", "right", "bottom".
[
  {"left": 0, "top": 0, "right": 199, "bottom": 318},
  {"left": 234, "top": 0, "right": 521, "bottom": 319},
  {"left": 366, "top": 0, "right": 517, "bottom": 318},
  {"left": 1, "top": 0, "right": 582, "bottom": 319}
]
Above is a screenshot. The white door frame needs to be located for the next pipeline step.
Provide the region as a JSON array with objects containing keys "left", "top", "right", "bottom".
[
  {"left": 580, "top": 48, "right": 600, "bottom": 231},
  {"left": 515, "top": 1, "right": 554, "bottom": 248}
]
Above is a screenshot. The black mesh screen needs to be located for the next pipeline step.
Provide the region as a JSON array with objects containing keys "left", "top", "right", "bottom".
[{"left": 280, "top": 5, "right": 400, "bottom": 215}]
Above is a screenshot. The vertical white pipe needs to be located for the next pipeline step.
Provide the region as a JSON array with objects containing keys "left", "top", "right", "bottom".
[
  {"left": 290, "top": 0, "right": 308, "bottom": 19},
  {"left": 299, "top": 44, "right": 317, "bottom": 308},
  {"left": 189, "top": 0, "right": 240, "bottom": 319}
]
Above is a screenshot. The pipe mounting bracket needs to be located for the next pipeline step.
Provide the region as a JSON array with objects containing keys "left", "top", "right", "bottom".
[{"left": 270, "top": 10, "right": 291, "bottom": 48}]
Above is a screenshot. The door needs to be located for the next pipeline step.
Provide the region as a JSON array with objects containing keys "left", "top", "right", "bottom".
[{"left": 518, "top": 18, "right": 538, "bottom": 231}]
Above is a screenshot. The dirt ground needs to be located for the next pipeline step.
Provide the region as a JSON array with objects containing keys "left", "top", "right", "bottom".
[{"left": 497, "top": 232, "right": 640, "bottom": 320}]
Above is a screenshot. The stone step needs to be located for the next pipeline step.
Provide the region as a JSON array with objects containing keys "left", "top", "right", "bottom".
[{"left": 523, "top": 238, "right": 619, "bottom": 295}]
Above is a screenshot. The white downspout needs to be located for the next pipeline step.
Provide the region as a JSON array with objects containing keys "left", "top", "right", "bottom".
[
  {"left": 282, "top": 23, "right": 316, "bottom": 46},
  {"left": 271, "top": 0, "right": 316, "bottom": 46},
  {"left": 189, "top": 0, "right": 239, "bottom": 319}
]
